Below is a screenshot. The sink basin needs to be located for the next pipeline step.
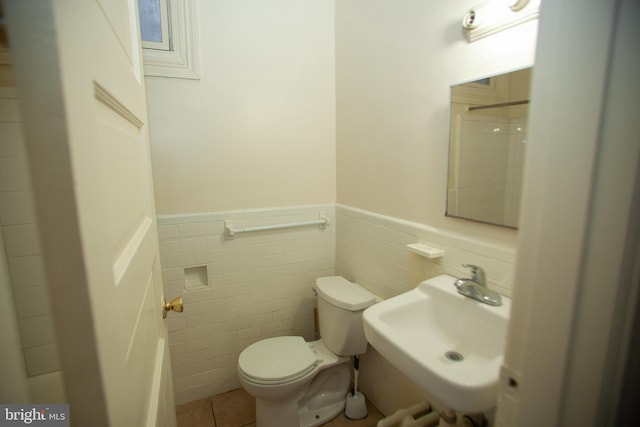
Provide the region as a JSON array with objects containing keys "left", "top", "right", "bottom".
[{"left": 363, "top": 274, "right": 511, "bottom": 413}]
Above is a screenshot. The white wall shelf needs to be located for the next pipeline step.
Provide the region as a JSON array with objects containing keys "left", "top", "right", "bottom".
[{"left": 407, "top": 243, "right": 444, "bottom": 259}]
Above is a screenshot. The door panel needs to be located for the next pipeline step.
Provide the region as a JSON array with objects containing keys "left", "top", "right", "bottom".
[
  {"left": 6, "top": 1, "right": 176, "bottom": 425},
  {"left": 96, "top": 0, "right": 137, "bottom": 66}
]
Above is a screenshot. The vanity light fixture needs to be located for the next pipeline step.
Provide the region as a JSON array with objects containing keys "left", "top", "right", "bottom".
[
  {"left": 509, "top": 0, "right": 530, "bottom": 12},
  {"left": 462, "top": 0, "right": 540, "bottom": 42}
]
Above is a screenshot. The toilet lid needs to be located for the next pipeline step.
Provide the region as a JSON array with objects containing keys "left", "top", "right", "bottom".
[{"left": 238, "top": 336, "right": 317, "bottom": 384}]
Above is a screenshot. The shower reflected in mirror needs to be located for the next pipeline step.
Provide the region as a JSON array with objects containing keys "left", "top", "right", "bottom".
[{"left": 446, "top": 67, "right": 532, "bottom": 229}]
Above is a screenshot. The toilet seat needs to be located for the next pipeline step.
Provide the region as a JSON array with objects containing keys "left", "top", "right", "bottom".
[{"left": 238, "top": 336, "right": 318, "bottom": 385}]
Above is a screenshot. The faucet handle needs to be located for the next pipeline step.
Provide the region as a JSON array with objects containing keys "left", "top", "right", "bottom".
[{"left": 462, "top": 264, "right": 486, "bottom": 285}]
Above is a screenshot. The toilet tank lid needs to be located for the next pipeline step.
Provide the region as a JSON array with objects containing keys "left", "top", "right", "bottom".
[{"left": 316, "top": 276, "right": 376, "bottom": 311}]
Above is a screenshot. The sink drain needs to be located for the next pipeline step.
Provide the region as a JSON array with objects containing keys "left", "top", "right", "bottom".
[{"left": 445, "top": 351, "right": 464, "bottom": 362}]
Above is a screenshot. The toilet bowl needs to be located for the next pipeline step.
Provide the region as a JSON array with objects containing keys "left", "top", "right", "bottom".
[
  {"left": 238, "top": 338, "right": 350, "bottom": 427},
  {"left": 237, "top": 276, "right": 376, "bottom": 427}
]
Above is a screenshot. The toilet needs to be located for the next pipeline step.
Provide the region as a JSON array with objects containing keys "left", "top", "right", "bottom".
[{"left": 237, "top": 276, "right": 376, "bottom": 427}]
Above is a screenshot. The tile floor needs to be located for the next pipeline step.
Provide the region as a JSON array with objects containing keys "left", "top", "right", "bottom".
[{"left": 176, "top": 388, "right": 385, "bottom": 427}]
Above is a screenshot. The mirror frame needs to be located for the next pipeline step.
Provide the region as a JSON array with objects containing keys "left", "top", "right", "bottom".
[{"left": 445, "top": 67, "right": 533, "bottom": 229}]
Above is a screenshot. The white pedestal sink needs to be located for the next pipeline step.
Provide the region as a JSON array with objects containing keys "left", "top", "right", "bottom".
[{"left": 362, "top": 274, "right": 511, "bottom": 414}]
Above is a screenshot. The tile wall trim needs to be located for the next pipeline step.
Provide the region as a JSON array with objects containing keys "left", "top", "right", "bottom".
[{"left": 157, "top": 204, "right": 333, "bottom": 225}]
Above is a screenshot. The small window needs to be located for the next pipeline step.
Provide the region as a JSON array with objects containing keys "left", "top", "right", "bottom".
[
  {"left": 138, "top": 0, "right": 170, "bottom": 51},
  {"left": 138, "top": 0, "right": 200, "bottom": 80}
]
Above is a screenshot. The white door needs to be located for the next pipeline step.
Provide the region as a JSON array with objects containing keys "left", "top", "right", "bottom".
[{"left": 6, "top": 1, "right": 177, "bottom": 426}]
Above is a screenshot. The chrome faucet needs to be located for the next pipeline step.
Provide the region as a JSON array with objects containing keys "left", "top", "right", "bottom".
[{"left": 454, "top": 264, "right": 502, "bottom": 306}]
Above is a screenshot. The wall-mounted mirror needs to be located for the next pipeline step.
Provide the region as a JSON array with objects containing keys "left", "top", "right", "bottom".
[{"left": 446, "top": 67, "right": 532, "bottom": 229}]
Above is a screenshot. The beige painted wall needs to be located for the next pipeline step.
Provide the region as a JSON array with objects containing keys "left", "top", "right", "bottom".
[
  {"left": 335, "top": 0, "right": 538, "bottom": 245},
  {"left": 146, "top": 0, "right": 536, "bottom": 242},
  {"left": 146, "top": 0, "right": 336, "bottom": 215},
  {"left": 334, "top": 1, "right": 539, "bottom": 417}
]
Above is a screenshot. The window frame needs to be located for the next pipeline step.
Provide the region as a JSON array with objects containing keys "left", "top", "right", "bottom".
[{"left": 141, "top": 0, "right": 200, "bottom": 80}]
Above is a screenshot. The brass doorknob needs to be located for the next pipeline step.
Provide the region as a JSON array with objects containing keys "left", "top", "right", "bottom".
[{"left": 162, "top": 297, "right": 184, "bottom": 319}]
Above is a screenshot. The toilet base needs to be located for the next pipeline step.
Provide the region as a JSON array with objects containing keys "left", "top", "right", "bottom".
[
  {"left": 298, "top": 363, "right": 351, "bottom": 427},
  {"left": 253, "top": 362, "right": 351, "bottom": 427},
  {"left": 249, "top": 352, "right": 351, "bottom": 427},
  {"left": 239, "top": 339, "right": 352, "bottom": 427},
  {"left": 256, "top": 396, "right": 301, "bottom": 427},
  {"left": 299, "top": 399, "right": 345, "bottom": 427}
]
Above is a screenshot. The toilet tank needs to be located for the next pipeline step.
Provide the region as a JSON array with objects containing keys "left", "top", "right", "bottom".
[{"left": 316, "top": 276, "right": 377, "bottom": 356}]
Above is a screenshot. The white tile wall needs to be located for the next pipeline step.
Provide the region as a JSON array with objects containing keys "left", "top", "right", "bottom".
[
  {"left": 453, "top": 114, "right": 528, "bottom": 228},
  {"left": 0, "top": 88, "right": 61, "bottom": 377},
  {"left": 335, "top": 204, "right": 516, "bottom": 299},
  {"left": 157, "top": 205, "right": 335, "bottom": 404},
  {"left": 160, "top": 203, "right": 516, "bottom": 406},
  {"left": 505, "top": 117, "right": 528, "bottom": 227},
  {"left": 457, "top": 114, "right": 510, "bottom": 225}
]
